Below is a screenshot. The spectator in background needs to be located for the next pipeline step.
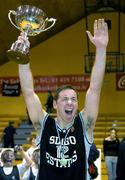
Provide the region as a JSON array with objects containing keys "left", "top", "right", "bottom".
[
  {"left": 3, "top": 121, "right": 16, "bottom": 148},
  {"left": 22, "top": 148, "right": 40, "bottom": 180},
  {"left": 103, "top": 128, "right": 120, "bottom": 180},
  {"left": 116, "top": 137, "right": 125, "bottom": 180},
  {"left": 0, "top": 147, "right": 32, "bottom": 180},
  {"left": 45, "top": 91, "right": 54, "bottom": 113}
]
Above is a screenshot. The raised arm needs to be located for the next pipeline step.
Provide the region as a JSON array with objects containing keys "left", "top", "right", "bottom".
[
  {"left": 82, "top": 19, "right": 109, "bottom": 141},
  {"left": 19, "top": 63, "right": 46, "bottom": 134},
  {"left": 16, "top": 32, "right": 47, "bottom": 135},
  {"left": 19, "top": 146, "right": 33, "bottom": 166}
]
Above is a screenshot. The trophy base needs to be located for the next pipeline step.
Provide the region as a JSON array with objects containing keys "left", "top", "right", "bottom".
[{"left": 7, "top": 50, "right": 30, "bottom": 64}]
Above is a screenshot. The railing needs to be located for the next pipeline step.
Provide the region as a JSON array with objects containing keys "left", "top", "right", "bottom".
[
  {"left": 95, "top": 114, "right": 125, "bottom": 140},
  {"left": 85, "top": 52, "right": 124, "bottom": 73}
]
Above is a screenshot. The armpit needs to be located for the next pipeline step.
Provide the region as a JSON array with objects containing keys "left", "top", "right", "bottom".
[
  {"left": 85, "top": 116, "right": 94, "bottom": 143},
  {"left": 86, "top": 116, "right": 95, "bottom": 131},
  {"left": 33, "top": 121, "right": 41, "bottom": 134}
]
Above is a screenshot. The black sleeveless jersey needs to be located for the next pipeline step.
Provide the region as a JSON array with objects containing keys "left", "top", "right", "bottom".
[
  {"left": 37, "top": 114, "right": 86, "bottom": 180},
  {"left": 0, "top": 166, "right": 20, "bottom": 180}
]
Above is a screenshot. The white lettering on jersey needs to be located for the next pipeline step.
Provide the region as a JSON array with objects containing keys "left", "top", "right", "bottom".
[
  {"left": 49, "top": 136, "right": 76, "bottom": 145},
  {"left": 46, "top": 135, "right": 77, "bottom": 167},
  {"left": 46, "top": 150, "right": 77, "bottom": 168}
]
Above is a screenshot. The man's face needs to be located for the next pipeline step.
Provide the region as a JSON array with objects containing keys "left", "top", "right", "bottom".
[
  {"left": 53, "top": 89, "right": 78, "bottom": 127},
  {"left": 1, "top": 150, "right": 15, "bottom": 166}
]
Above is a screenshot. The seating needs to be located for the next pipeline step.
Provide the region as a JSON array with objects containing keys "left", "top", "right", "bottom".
[{"left": 14, "top": 120, "right": 34, "bottom": 146}]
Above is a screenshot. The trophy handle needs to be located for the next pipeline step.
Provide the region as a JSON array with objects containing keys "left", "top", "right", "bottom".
[
  {"left": 39, "top": 18, "right": 56, "bottom": 32},
  {"left": 8, "top": 10, "right": 21, "bottom": 31}
]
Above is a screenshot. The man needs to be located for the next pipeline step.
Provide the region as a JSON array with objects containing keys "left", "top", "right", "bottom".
[
  {"left": 3, "top": 121, "right": 15, "bottom": 148},
  {"left": 116, "top": 138, "right": 125, "bottom": 180},
  {"left": 17, "top": 19, "right": 108, "bottom": 180},
  {"left": 0, "top": 147, "right": 32, "bottom": 179}
]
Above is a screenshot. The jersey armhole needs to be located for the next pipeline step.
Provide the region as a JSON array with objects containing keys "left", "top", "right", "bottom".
[{"left": 36, "top": 113, "right": 49, "bottom": 147}]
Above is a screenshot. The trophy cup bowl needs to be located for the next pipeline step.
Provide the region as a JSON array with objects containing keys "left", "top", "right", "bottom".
[{"left": 7, "top": 5, "right": 56, "bottom": 64}]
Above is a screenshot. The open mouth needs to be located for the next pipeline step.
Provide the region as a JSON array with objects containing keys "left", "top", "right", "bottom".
[{"left": 65, "top": 109, "right": 73, "bottom": 115}]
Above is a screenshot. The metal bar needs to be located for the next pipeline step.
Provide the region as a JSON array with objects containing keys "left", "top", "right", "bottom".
[
  {"left": 118, "top": 0, "right": 121, "bottom": 53},
  {"left": 83, "top": 0, "right": 90, "bottom": 54}
]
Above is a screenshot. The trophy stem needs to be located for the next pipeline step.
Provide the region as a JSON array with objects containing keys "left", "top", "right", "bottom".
[{"left": 23, "top": 24, "right": 32, "bottom": 37}]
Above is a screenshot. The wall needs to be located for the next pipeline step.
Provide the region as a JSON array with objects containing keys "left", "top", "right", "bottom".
[{"left": 0, "top": 12, "right": 125, "bottom": 116}]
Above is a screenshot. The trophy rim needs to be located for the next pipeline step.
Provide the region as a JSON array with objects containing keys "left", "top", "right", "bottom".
[
  {"left": 15, "top": 5, "right": 47, "bottom": 36},
  {"left": 16, "top": 5, "right": 47, "bottom": 17}
]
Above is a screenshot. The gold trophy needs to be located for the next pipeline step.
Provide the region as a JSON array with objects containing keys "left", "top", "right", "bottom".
[{"left": 7, "top": 5, "right": 56, "bottom": 64}]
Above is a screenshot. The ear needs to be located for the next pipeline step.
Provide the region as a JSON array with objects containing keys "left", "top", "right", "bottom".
[{"left": 53, "top": 100, "right": 57, "bottom": 110}]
